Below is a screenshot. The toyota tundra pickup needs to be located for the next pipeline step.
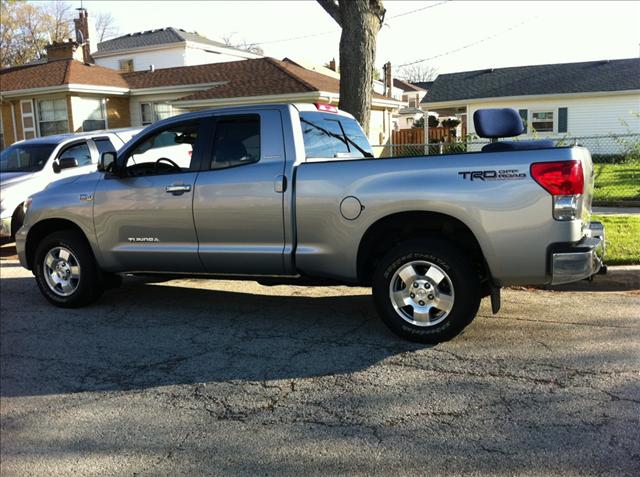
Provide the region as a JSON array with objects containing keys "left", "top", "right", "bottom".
[{"left": 15, "top": 104, "right": 605, "bottom": 343}]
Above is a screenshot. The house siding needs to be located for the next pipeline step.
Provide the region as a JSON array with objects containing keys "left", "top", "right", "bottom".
[
  {"left": 466, "top": 93, "right": 640, "bottom": 137},
  {"left": 95, "top": 46, "right": 187, "bottom": 72},
  {"left": 465, "top": 92, "right": 640, "bottom": 154},
  {"left": 1, "top": 102, "right": 16, "bottom": 145},
  {"left": 184, "top": 45, "right": 251, "bottom": 65}
]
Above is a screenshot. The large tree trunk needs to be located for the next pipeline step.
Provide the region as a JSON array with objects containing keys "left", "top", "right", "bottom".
[
  {"left": 316, "top": 0, "right": 385, "bottom": 135},
  {"left": 337, "top": 1, "right": 382, "bottom": 134}
]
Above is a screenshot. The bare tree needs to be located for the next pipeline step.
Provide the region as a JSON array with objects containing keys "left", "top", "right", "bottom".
[
  {"left": 94, "top": 11, "right": 119, "bottom": 42},
  {"left": 397, "top": 63, "right": 438, "bottom": 83},
  {"left": 316, "top": 0, "right": 385, "bottom": 134},
  {"left": 2, "top": 1, "right": 49, "bottom": 67},
  {"left": 221, "top": 33, "right": 264, "bottom": 56},
  {"left": 44, "top": 0, "right": 74, "bottom": 42}
]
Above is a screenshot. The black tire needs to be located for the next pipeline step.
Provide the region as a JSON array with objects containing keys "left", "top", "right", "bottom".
[
  {"left": 372, "top": 238, "right": 481, "bottom": 343},
  {"left": 34, "top": 230, "right": 104, "bottom": 308}
]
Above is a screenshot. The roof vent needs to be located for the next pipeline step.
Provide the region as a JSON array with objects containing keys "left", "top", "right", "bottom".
[{"left": 149, "top": 64, "right": 155, "bottom": 73}]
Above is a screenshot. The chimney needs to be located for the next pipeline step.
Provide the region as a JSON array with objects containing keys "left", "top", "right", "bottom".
[
  {"left": 328, "top": 58, "right": 337, "bottom": 72},
  {"left": 46, "top": 39, "right": 84, "bottom": 62},
  {"left": 383, "top": 61, "right": 392, "bottom": 98},
  {"left": 73, "top": 8, "right": 92, "bottom": 63}
]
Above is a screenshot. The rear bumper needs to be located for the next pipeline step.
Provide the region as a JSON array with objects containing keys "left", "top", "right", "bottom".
[{"left": 550, "top": 222, "right": 605, "bottom": 285}]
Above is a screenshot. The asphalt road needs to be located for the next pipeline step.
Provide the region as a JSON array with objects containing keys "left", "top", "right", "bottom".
[{"left": 1, "top": 245, "right": 639, "bottom": 476}]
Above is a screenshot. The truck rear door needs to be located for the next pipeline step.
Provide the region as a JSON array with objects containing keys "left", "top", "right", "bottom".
[{"left": 193, "top": 110, "right": 287, "bottom": 275}]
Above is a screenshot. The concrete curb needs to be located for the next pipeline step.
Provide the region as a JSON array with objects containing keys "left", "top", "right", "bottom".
[{"left": 592, "top": 207, "right": 640, "bottom": 215}]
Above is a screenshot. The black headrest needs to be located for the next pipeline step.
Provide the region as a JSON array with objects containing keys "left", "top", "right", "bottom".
[{"left": 473, "top": 108, "right": 524, "bottom": 139}]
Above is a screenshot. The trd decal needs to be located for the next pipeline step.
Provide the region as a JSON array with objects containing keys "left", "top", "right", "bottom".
[{"left": 458, "top": 169, "right": 526, "bottom": 181}]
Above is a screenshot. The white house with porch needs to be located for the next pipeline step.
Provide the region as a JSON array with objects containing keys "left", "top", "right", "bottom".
[{"left": 421, "top": 58, "right": 640, "bottom": 153}]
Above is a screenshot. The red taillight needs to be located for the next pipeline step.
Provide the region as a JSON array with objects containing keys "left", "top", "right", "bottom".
[
  {"left": 315, "top": 103, "right": 338, "bottom": 113},
  {"left": 530, "top": 160, "right": 584, "bottom": 196}
]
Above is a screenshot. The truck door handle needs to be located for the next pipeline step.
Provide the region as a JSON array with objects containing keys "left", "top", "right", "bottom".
[
  {"left": 165, "top": 184, "right": 192, "bottom": 195},
  {"left": 274, "top": 175, "right": 287, "bottom": 193}
]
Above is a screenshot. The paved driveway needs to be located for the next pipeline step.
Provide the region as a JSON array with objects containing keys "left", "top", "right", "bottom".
[{"left": 1, "top": 246, "right": 639, "bottom": 476}]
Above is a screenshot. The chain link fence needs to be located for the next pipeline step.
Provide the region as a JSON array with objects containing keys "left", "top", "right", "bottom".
[{"left": 371, "top": 134, "right": 640, "bottom": 205}]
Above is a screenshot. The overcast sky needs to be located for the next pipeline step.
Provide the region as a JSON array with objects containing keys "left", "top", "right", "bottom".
[{"left": 82, "top": 0, "right": 640, "bottom": 77}]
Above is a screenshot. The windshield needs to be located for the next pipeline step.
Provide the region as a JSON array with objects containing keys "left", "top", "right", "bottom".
[{"left": 0, "top": 143, "right": 56, "bottom": 173}]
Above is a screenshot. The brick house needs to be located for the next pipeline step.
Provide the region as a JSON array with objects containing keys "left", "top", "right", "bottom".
[
  {"left": 1, "top": 52, "right": 402, "bottom": 148},
  {"left": 0, "top": 41, "right": 130, "bottom": 148}
]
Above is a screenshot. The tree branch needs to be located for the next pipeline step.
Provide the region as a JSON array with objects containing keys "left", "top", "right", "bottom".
[
  {"left": 316, "top": 0, "right": 342, "bottom": 27},
  {"left": 370, "top": 0, "right": 386, "bottom": 27}
]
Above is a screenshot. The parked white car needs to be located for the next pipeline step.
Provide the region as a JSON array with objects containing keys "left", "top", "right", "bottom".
[{"left": 0, "top": 128, "right": 141, "bottom": 239}]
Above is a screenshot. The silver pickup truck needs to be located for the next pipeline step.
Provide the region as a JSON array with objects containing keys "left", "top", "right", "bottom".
[{"left": 15, "top": 104, "right": 604, "bottom": 343}]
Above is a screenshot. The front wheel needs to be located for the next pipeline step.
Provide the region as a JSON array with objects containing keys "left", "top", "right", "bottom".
[
  {"left": 372, "top": 239, "right": 481, "bottom": 343},
  {"left": 34, "top": 230, "right": 104, "bottom": 307}
]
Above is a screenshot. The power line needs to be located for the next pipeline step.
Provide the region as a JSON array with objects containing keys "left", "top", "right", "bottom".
[
  {"left": 255, "top": 30, "right": 336, "bottom": 46},
  {"left": 398, "top": 18, "right": 535, "bottom": 67},
  {"left": 254, "top": 0, "right": 451, "bottom": 45},
  {"left": 386, "top": 0, "right": 451, "bottom": 20}
]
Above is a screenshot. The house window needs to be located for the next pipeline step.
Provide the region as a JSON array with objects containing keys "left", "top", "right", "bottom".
[
  {"left": 531, "top": 111, "right": 554, "bottom": 133},
  {"left": 119, "top": 59, "right": 134, "bottom": 72},
  {"left": 79, "top": 98, "right": 107, "bottom": 132},
  {"left": 406, "top": 117, "right": 414, "bottom": 126},
  {"left": 408, "top": 98, "right": 417, "bottom": 107},
  {"left": 140, "top": 102, "right": 177, "bottom": 126},
  {"left": 37, "top": 99, "right": 69, "bottom": 137},
  {"left": 154, "top": 103, "right": 172, "bottom": 121},
  {"left": 141, "top": 103, "right": 154, "bottom": 125}
]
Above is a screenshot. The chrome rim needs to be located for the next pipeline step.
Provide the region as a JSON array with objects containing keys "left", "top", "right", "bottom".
[
  {"left": 389, "top": 260, "right": 455, "bottom": 327},
  {"left": 43, "top": 246, "right": 81, "bottom": 297}
]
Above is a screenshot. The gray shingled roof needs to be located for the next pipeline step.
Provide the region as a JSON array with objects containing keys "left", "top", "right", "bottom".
[
  {"left": 412, "top": 81, "right": 433, "bottom": 91},
  {"left": 422, "top": 58, "right": 640, "bottom": 104},
  {"left": 97, "top": 27, "right": 249, "bottom": 54}
]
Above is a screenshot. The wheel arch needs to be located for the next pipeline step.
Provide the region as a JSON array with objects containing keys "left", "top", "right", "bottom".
[
  {"left": 24, "top": 218, "right": 93, "bottom": 270},
  {"left": 10, "top": 203, "right": 25, "bottom": 238},
  {"left": 356, "top": 211, "right": 493, "bottom": 291}
]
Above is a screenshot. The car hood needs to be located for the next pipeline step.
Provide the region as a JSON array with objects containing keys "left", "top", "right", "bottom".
[{"left": 0, "top": 172, "right": 37, "bottom": 188}]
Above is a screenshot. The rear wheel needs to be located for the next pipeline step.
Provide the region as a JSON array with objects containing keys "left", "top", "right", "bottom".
[
  {"left": 34, "top": 230, "right": 104, "bottom": 307},
  {"left": 372, "top": 239, "right": 481, "bottom": 343}
]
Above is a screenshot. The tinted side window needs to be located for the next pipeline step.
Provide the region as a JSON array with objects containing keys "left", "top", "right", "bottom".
[
  {"left": 124, "top": 122, "right": 200, "bottom": 176},
  {"left": 127, "top": 123, "right": 199, "bottom": 175},
  {"left": 60, "top": 142, "right": 92, "bottom": 166},
  {"left": 93, "top": 138, "right": 116, "bottom": 156},
  {"left": 210, "top": 116, "right": 260, "bottom": 170}
]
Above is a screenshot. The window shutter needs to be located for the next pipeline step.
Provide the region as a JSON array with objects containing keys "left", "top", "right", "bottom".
[
  {"left": 518, "top": 109, "right": 528, "bottom": 133},
  {"left": 558, "top": 107, "right": 568, "bottom": 133}
]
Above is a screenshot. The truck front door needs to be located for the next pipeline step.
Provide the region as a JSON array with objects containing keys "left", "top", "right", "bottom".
[
  {"left": 93, "top": 118, "right": 208, "bottom": 273},
  {"left": 193, "top": 110, "right": 286, "bottom": 275}
]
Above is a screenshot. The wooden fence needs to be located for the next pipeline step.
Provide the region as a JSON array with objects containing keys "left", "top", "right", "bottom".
[{"left": 391, "top": 127, "right": 455, "bottom": 144}]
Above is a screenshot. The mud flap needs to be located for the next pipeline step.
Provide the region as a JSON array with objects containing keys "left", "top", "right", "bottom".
[{"left": 490, "top": 286, "right": 501, "bottom": 314}]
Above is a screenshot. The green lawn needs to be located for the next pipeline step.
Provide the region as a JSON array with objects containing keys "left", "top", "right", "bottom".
[
  {"left": 592, "top": 214, "right": 640, "bottom": 265},
  {"left": 593, "top": 164, "right": 640, "bottom": 203}
]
